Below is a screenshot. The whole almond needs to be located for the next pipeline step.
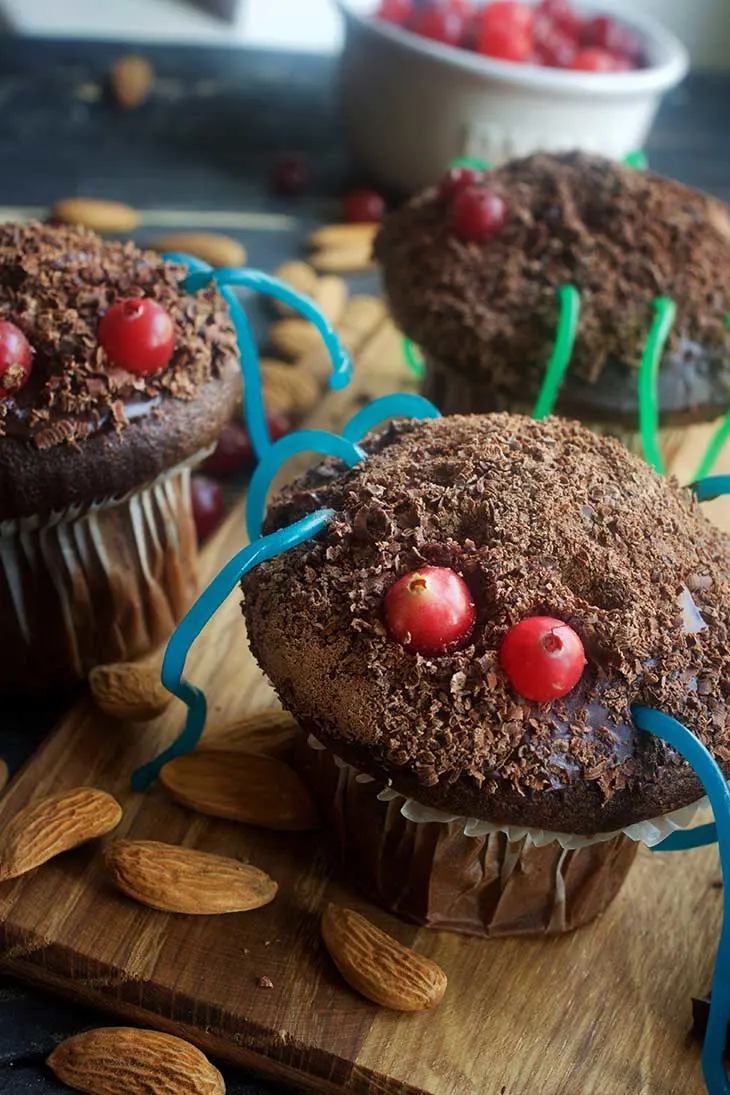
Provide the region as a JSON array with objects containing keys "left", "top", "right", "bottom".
[
  {"left": 149, "top": 232, "right": 246, "bottom": 268},
  {"left": 310, "top": 247, "right": 375, "bottom": 274},
  {"left": 338, "top": 295, "right": 386, "bottom": 338},
  {"left": 321, "top": 904, "right": 447, "bottom": 1011},
  {"left": 269, "top": 318, "right": 323, "bottom": 360},
  {"left": 314, "top": 275, "right": 348, "bottom": 325},
  {"left": 110, "top": 54, "right": 154, "bottom": 109},
  {"left": 261, "top": 362, "right": 320, "bottom": 418},
  {"left": 51, "top": 198, "right": 141, "bottom": 233},
  {"left": 89, "top": 663, "right": 172, "bottom": 722},
  {"left": 0, "top": 759, "right": 8, "bottom": 795},
  {"left": 160, "top": 750, "right": 319, "bottom": 831},
  {"left": 205, "top": 709, "right": 300, "bottom": 757},
  {"left": 309, "top": 223, "right": 378, "bottom": 251},
  {"left": 47, "top": 1027, "right": 225, "bottom": 1095},
  {"left": 0, "top": 788, "right": 122, "bottom": 882},
  {"left": 105, "top": 840, "right": 277, "bottom": 914},
  {"left": 271, "top": 260, "right": 319, "bottom": 316}
]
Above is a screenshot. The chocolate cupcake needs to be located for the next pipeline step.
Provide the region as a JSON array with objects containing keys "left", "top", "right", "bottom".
[
  {"left": 375, "top": 152, "right": 730, "bottom": 473},
  {"left": 0, "top": 222, "right": 240, "bottom": 691},
  {"left": 241, "top": 413, "right": 730, "bottom": 937}
]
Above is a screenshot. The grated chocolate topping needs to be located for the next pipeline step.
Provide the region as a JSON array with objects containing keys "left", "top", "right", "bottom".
[
  {"left": 0, "top": 221, "right": 238, "bottom": 449},
  {"left": 374, "top": 153, "right": 730, "bottom": 406},
  {"left": 242, "top": 413, "right": 730, "bottom": 833}
]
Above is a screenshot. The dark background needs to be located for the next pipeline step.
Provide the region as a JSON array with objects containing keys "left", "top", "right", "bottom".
[{"left": 0, "top": 34, "right": 729, "bottom": 1095}]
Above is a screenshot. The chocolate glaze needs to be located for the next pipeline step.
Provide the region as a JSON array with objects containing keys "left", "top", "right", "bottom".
[
  {"left": 375, "top": 153, "right": 730, "bottom": 422},
  {"left": 296, "top": 742, "right": 638, "bottom": 937},
  {"left": 242, "top": 414, "right": 730, "bottom": 834}
]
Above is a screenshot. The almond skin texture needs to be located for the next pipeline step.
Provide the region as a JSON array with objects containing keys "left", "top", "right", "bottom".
[
  {"left": 159, "top": 751, "right": 319, "bottom": 831},
  {"left": 308, "top": 223, "right": 378, "bottom": 250},
  {"left": 260, "top": 361, "right": 320, "bottom": 418},
  {"left": 89, "top": 663, "right": 172, "bottom": 722},
  {"left": 321, "top": 904, "right": 448, "bottom": 1011},
  {"left": 51, "top": 198, "right": 141, "bottom": 233},
  {"left": 268, "top": 318, "right": 323, "bottom": 360},
  {"left": 47, "top": 1027, "right": 225, "bottom": 1095},
  {"left": 110, "top": 54, "right": 154, "bottom": 109},
  {"left": 105, "top": 840, "right": 278, "bottom": 914},
  {"left": 271, "top": 260, "right": 319, "bottom": 316},
  {"left": 149, "top": 232, "right": 246, "bottom": 268},
  {"left": 0, "top": 788, "right": 122, "bottom": 882},
  {"left": 313, "top": 275, "right": 348, "bottom": 325},
  {"left": 204, "top": 709, "right": 300, "bottom": 758},
  {"left": 309, "top": 247, "right": 375, "bottom": 274}
]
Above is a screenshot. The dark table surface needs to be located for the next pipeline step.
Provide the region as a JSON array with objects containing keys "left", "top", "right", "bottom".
[{"left": 0, "top": 33, "right": 728, "bottom": 1095}]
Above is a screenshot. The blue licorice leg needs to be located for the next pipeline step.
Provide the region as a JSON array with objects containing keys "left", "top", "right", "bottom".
[
  {"left": 634, "top": 707, "right": 730, "bottom": 1095},
  {"left": 342, "top": 394, "right": 441, "bottom": 443},
  {"left": 131, "top": 509, "right": 333, "bottom": 791}
]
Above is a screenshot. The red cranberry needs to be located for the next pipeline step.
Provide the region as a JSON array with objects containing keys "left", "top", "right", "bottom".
[
  {"left": 202, "top": 414, "right": 290, "bottom": 478},
  {"left": 477, "top": 1, "right": 534, "bottom": 62},
  {"left": 377, "top": 0, "right": 414, "bottom": 24},
  {"left": 500, "top": 617, "right": 586, "bottom": 703},
  {"left": 191, "top": 474, "right": 225, "bottom": 542},
  {"left": 411, "top": 3, "right": 466, "bottom": 46},
  {"left": 570, "top": 47, "right": 626, "bottom": 72},
  {"left": 384, "top": 566, "right": 475, "bottom": 656},
  {"left": 0, "top": 320, "right": 33, "bottom": 397},
  {"left": 534, "top": 21, "right": 577, "bottom": 67},
  {"left": 452, "top": 186, "right": 506, "bottom": 243},
  {"left": 271, "top": 153, "right": 312, "bottom": 197},
  {"left": 536, "top": 0, "right": 580, "bottom": 38},
  {"left": 438, "top": 166, "right": 484, "bottom": 201},
  {"left": 343, "top": 188, "right": 386, "bottom": 224},
  {"left": 98, "top": 299, "right": 175, "bottom": 375},
  {"left": 581, "top": 14, "right": 644, "bottom": 65}
]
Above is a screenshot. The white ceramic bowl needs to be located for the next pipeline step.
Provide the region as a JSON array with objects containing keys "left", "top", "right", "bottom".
[{"left": 336, "top": 0, "right": 690, "bottom": 193}]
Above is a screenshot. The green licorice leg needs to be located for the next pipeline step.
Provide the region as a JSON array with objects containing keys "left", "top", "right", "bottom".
[
  {"left": 693, "top": 411, "right": 730, "bottom": 481},
  {"left": 532, "top": 285, "right": 581, "bottom": 421},
  {"left": 623, "top": 150, "right": 648, "bottom": 171},
  {"left": 639, "top": 297, "right": 676, "bottom": 475},
  {"left": 403, "top": 337, "right": 425, "bottom": 379},
  {"left": 448, "top": 155, "right": 491, "bottom": 171}
]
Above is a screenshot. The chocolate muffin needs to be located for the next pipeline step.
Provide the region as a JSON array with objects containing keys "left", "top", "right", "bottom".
[
  {"left": 0, "top": 221, "right": 240, "bottom": 691},
  {"left": 242, "top": 413, "right": 730, "bottom": 936},
  {"left": 375, "top": 152, "right": 730, "bottom": 467}
]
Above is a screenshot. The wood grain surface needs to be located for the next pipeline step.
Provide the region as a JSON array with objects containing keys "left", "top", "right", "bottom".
[{"left": 0, "top": 317, "right": 728, "bottom": 1095}]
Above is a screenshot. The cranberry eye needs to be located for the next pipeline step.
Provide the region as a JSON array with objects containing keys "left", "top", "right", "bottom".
[
  {"left": 500, "top": 616, "right": 585, "bottom": 702},
  {"left": 452, "top": 187, "right": 507, "bottom": 243},
  {"left": 98, "top": 298, "right": 175, "bottom": 375},
  {"left": 384, "top": 566, "right": 476, "bottom": 655},
  {"left": 0, "top": 320, "right": 33, "bottom": 397}
]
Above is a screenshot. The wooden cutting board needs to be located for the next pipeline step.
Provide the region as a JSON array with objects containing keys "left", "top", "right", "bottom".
[{"left": 0, "top": 316, "right": 728, "bottom": 1095}]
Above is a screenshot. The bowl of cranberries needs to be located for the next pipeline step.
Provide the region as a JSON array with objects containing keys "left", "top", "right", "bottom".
[{"left": 336, "top": 0, "right": 688, "bottom": 193}]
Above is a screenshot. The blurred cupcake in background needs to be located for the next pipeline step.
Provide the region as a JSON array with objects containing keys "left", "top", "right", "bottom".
[{"left": 375, "top": 151, "right": 730, "bottom": 478}]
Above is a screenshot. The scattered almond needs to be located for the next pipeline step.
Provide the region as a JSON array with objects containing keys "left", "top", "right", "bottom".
[
  {"left": 0, "top": 759, "right": 8, "bottom": 795},
  {"left": 105, "top": 840, "right": 277, "bottom": 915},
  {"left": 271, "top": 260, "right": 319, "bottom": 316},
  {"left": 321, "top": 904, "right": 447, "bottom": 1012},
  {"left": 205, "top": 709, "right": 301, "bottom": 758},
  {"left": 338, "top": 295, "right": 386, "bottom": 338},
  {"left": 51, "top": 197, "right": 141, "bottom": 233},
  {"left": 148, "top": 232, "right": 246, "bottom": 268},
  {"left": 261, "top": 361, "right": 320, "bottom": 418},
  {"left": 314, "top": 275, "right": 348, "bottom": 325},
  {"left": 0, "top": 788, "right": 122, "bottom": 882},
  {"left": 47, "top": 1027, "right": 225, "bottom": 1095},
  {"left": 268, "top": 318, "right": 323, "bottom": 360},
  {"left": 310, "top": 247, "right": 375, "bottom": 274},
  {"left": 89, "top": 662, "right": 172, "bottom": 722},
  {"left": 308, "top": 223, "right": 378, "bottom": 251},
  {"left": 159, "top": 750, "right": 319, "bottom": 831},
  {"left": 110, "top": 54, "right": 154, "bottom": 109}
]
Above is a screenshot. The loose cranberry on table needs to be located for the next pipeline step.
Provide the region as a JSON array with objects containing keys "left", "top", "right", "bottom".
[
  {"left": 438, "top": 165, "right": 484, "bottom": 201},
  {"left": 98, "top": 298, "right": 175, "bottom": 375},
  {"left": 500, "top": 616, "right": 586, "bottom": 703},
  {"left": 270, "top": 153, "right": 312, "bottom": 197},
  {"left": 190, "top": 474, "right": 225, "bottom": 543},
  {"left": 384, "top": 566, "right": 476, "bottom": 656},
  {"left": 343, "top": 188, "right": 386, "bottom": 224},
  {"left": 452, "top": 186, "right": 506, "bottom": 243},
  {"left": 0, "top": 320, "right": 33, "bottom": 397},
  {"left": 202, "top": 414, "right": 290, "bottom": 478},
  {"left": 476, "top": 1, "right": 535, "bottom": 63}
]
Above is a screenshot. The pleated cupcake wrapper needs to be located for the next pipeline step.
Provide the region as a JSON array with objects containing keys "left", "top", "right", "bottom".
[
  {"left": 0, "top": 450, "right": 208, "bottom": 686},
  {"left": 307, "top": 733, "right": 713, "bottom": 851}
]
